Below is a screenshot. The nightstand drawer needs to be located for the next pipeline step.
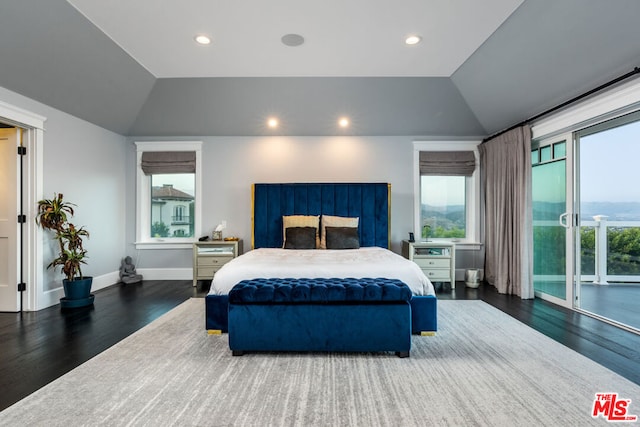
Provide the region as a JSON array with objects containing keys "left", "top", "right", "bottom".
[
  {"left": 422, "top": 269, "right": 451, "bottom": 280},
  {"left": 197, "top": 267, "right": 218, "bottom": 278},
  {"left": 193, "top": 240, "right": 242, "bottom": 287},
  {"left": 413, "top": 258, "right": 450, "bottom": 269},
  {"left": 403, "top": 240, "right": 455, "bottom": 288},
  {"left": 198, "top": 256, "right": 233, "bottom": 266}
]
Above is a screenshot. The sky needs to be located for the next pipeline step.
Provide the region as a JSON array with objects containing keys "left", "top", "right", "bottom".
[
  {"left": 152, "top": 173, "right": 195, "bottom": 196},
  {"left": 421, "top": 175, "right": 465, "bottom": 207},
  {"left": 580, "top": 119, "right": 640, "bottom": 203}
]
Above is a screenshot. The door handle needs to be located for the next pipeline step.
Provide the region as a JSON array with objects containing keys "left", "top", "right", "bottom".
[{"left": 559, "top": 212, "right": 570, "bottom": 228}]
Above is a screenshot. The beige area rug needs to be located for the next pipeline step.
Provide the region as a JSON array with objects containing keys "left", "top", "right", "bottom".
[{"left": 1, "top": 299, "right": 639, "bottom": 426}]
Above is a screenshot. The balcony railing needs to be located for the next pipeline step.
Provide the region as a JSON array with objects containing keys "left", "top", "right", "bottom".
[
  {"left": 581, "top": 216, "right": 640, "bottom": 284},
  {"left": 171, "top": 216, "right": 191, "bottom": 225}
]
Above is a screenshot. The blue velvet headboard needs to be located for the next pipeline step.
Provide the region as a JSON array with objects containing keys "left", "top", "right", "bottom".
[{"left": 252, "top": 183, "right": 390, "bottom": 249}]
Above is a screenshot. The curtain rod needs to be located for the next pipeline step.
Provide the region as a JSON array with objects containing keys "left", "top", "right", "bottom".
[{"left": 482, "top": 66, "right": 640, "bottom": 143}]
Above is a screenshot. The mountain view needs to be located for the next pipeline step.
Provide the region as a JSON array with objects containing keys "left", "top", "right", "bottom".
[
  {"left": 421, "top": 204, "right": 465, "bottom": 237},
  {"left": 533, "top": 201, "right": 640, "bottom": 222}
]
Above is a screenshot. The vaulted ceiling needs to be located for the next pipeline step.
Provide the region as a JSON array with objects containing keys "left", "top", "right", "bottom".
[{"left": 1, "top": 0, "right": 639, "bottom": 137}]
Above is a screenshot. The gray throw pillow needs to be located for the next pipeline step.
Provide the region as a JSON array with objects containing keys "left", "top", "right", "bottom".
[
  {"left": 284, "top": 227, "right": 317, "bottom": 249},
  {"left": 325, "top": 226, "right": 360, "bottom": 249}
]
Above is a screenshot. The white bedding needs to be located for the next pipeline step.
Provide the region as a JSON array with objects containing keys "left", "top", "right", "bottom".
[{"left": 208, "top": 247, "right": 436, "bottom": 296}]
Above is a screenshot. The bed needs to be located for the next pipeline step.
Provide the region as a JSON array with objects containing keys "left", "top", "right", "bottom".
[{"left": 205, "top": 182, "right": 438, "bottom": 335}]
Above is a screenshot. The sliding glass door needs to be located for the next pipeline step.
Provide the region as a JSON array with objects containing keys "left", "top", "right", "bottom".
[
  {"left": 532, "top": 135, "right": 575, "bottom": 307},
  {"left": 575, "top": 112, "right": 640, "bottom": 331},
  {"left": 533, "top": 111, "right": 640, "bottom": 332}
]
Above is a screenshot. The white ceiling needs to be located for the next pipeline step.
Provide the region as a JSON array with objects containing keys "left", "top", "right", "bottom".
[
  {"left": 66, "top": 0, "right": 523, "bottom": 78},
  {"left": 4, "top": 0, "right": 638, "bottom": 136}
]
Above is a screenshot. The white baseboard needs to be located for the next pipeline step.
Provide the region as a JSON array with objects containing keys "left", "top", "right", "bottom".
[
  {"left": 37, "top": 269, "right": 193, "bottom": 310},
  {"left": 39, "top": 270, "right": 122, "bottom": 310},
  {"left": 40, "top": 287, "right": 64, "bottom": 310},
  {"left": 136, "top": 268, "right": 192, "bottom": 281},
  {"left": 92, "top": 271, "right": 121, "bottom": 291}
]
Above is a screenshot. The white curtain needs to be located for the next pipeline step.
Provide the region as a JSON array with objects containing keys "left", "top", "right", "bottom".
[{"left": 479, "top": 125, "right": 534, "bottom": 299}]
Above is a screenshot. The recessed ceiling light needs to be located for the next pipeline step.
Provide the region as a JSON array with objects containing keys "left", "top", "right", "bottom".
[
  {"left": 267, "top": 118, "right": 279, "bottom": 128},
  {"left": 338, "top": 117, "right": 350, "bottom": 128},
  {"left": 405, "top": 35, "right": 422, "bottom": 45},
  {"left": 281, "top": 34, "right": 305, "bottom": 47},
  {"left": 194, "top": 35, "right": 211, "bottom": 45}
]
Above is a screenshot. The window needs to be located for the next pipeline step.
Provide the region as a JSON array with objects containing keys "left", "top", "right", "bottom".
[
  {"left": 413, "top": 141, "right": 481, "bottom": 245},
  {"left": 421, "top": 175, "right": 466, "bottom": 239},
  {"left": 172, "top": 204, "right": 188, "bottom": 224},
  {"left": 135, "top": 141, "right": 202, "bottom": 249}
]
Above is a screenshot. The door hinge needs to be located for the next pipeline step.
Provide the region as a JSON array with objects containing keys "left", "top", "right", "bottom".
[
  {"left": 17, "top": 214, "right": 26, "bottom": 223},
  {"left": 18, "top": 283, "right": 26, "bottom": 292},
  {"left": 17, "top": 146, "right": 26, "bottom": 156}
]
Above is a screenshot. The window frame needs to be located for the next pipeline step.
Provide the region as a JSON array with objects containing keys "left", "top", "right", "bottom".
[
  {"left": 135, "top": 141, "right": 202, "bottom": 249},
  {"left": 413, "top": 140, "right": 481, "bottom": 248}
]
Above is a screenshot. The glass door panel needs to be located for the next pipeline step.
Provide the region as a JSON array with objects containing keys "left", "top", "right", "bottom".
[
  {"left": 576, "top": 114, "right": 640, "bottom": 331},
  {"left": 532, "top": 141, "right": 568, "bottom": 301}
]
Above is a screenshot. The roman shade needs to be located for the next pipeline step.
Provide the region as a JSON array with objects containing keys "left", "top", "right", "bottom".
[
  {"left": 141, "top": 151, "right": 196, "bottom": 175},
  {"left": 419, "top": 151, "right": 476, "bottom": 176}
]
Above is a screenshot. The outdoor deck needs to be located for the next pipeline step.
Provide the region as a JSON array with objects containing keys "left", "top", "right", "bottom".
[{"left": 580, "top": 283, "right": 640, "bottom": 331}]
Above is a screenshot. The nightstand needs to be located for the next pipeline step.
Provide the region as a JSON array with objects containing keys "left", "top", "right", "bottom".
[
  {"left": 402, "top": 240, "right": 456, "bottom": 289},
  {"left": 192, "top": 240, "right": 242, "bottom": 287}
]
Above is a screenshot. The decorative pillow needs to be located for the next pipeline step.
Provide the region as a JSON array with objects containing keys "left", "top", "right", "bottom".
[
  {"left": 282, "top": 215, "right": 320, "bottom": 248},
  {"left": 284, "top": 227, "right": 317, "bottom": 249},
  {"left": 320, "top": 215, "right": 359, "bottom": 249},
  {"left": 325, "top": 226, "right": 360, "bottom": 250}
]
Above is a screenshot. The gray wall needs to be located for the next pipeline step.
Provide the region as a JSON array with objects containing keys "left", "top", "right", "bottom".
[
  {"left": 0, "top": 86, "right": 127, "bottom": 292},
  {"left": 2, "top": 80, "right": 479, "bottom": 296},
  {"left": 125, "top": 136, "right": 418, "bottom": 268}
]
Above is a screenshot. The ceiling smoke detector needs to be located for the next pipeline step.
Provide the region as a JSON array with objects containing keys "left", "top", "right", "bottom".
[{"left": 281, "top": 34, "right": 305, "bottom": 47}]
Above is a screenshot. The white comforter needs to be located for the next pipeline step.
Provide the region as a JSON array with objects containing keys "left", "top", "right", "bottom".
[{"left": 209, "top": 247, "right": 435, "bottom": 296}]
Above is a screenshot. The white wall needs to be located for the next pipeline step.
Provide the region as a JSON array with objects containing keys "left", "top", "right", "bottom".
[
  {"left": 0, "top": 86, "right": 127, "bottom": 308},
  {"left": 126, "top": 136, "right": 417, "bottom": 269}
]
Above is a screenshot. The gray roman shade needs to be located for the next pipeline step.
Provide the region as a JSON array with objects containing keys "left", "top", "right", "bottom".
[
  {"left": 141, "top": 151, "right": 196, "bottom": 175},
  {"left": 419, "top": 151, "right": 476, "bottom": 176}
]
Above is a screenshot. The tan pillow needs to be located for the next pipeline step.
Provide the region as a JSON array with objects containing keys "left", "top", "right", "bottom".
[
  {"left": 282, "top": 215, "right": 320, "bottom": 248},
  {"left": 320, "top": 215, "right": 359, "bottom": 249}
]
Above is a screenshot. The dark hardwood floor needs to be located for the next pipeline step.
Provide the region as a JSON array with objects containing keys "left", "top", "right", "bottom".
[
  {"left": 0, "top": 280, "right": 208, "bottom": 411},
  {"left": 1, "top": 279, "right": 638, "bottom": 412}
]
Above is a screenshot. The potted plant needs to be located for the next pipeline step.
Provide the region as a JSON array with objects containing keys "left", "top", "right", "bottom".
[{"left": 36, "top": 193, "right": 93, "bottom": 307}]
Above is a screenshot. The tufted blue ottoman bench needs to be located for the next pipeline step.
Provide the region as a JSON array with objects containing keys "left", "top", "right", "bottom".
[{"left": 228, "top": 278, "right": 412, "bottom": 357}]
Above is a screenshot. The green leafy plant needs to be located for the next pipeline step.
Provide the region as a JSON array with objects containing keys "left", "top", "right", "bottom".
[
  {"left": 36, "top": 193, "right": 89, "bottom": 282},
  {"left": 151, "top": 221, "right": 170, "bottom": 237}
]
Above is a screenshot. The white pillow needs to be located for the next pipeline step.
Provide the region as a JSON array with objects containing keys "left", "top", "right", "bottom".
[
  {"left": 320, "top": 215, "right": 359, "bottom": 249},
  {"left": 282, "top": 215, "right": 320, "bottom": 248}
]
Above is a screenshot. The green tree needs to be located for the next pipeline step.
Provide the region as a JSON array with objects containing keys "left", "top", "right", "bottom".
[
  {"left": 151, "top": 221, "right": 170, "bottom": 237},
  {"left": 432, "top": 226, "right": 465, "bottom": 238},
  {"left": 581, "top": 227, "right": 595, "bottom": 275},
  {"left": 537, "top": 226, "right": 640, "bottom": 278},
  {"left": 189, "top": 201, "right": 195, "bottom": 237},
  {"left": 608, "top": 227, "right": 640, "bottom": 275}
]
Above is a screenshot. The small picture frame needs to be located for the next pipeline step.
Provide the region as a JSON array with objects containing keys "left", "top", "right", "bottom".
[{"left": 212, "top": 230, "right": 222, "bottom": 240}]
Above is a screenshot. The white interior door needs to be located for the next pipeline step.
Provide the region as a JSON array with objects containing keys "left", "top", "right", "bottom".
[{"left": 0, "top": 128, "right": 20, "bottom": 312}]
